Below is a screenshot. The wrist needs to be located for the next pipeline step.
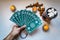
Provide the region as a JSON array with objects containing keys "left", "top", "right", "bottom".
[
  {"left": 4, "top": 32, "right": 15, "bottom": 40},
  {"left": 10, "top": 31, "right": 16, "bottom": 38}
]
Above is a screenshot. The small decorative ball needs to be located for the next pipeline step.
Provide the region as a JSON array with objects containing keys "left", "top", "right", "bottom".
[
  {"left": 43, "top": 24, "right": 49, "bottom": 32},
  {"left": 32, "top": 6, "right": 37, "bottom": 12},
  {"left": 10, "top": 5, "right": 16, "bottom": 12}
]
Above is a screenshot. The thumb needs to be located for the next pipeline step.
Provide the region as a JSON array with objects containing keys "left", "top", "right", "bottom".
[{"left": 20, "top": 25, "right": 26, "bottom": 31}]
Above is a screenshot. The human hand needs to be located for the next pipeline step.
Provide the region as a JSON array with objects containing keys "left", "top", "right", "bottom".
[
  {"left": 11, "top": 25, "right": 26, "bottom": 37},
  {"left": 4, "top": 25, "right": 26, "bottom": 40}
]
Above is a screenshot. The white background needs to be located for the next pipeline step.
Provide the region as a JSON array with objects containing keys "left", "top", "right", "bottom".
[{"left": 0, "top": 0, "right": 60, "bottom": 40}]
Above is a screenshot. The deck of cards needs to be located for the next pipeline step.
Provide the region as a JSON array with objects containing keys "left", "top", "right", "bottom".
[{"left": 10, "top": 10, "right": 42, "bottom": 34}]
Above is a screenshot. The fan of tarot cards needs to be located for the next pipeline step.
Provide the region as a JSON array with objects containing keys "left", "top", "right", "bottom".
[{"left": 10, "top": 10, "right": 42, "bottom": 34}]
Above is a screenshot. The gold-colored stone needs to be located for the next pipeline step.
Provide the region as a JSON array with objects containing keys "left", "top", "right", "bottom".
[
  {"left": 10, "top": 5, "right": 16, "bottom": 12},
  {"left": 32, "top": 6, "right": 37, "bottom": 12},
  {"left": 43, "top": 24, "right": 49, "bottom": 31}
]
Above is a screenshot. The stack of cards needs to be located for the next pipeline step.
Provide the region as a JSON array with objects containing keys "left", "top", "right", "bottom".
[{"left": 10, "top": 10, "right": 42, "bottom": 34}]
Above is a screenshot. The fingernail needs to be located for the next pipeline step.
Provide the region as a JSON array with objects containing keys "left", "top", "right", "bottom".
[{"left": 23, "top": 25, "right": 26, "bottom": 27}]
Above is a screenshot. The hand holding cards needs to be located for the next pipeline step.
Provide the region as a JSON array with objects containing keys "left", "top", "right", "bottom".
[{"left": 10, "top": 10, "right": 42, "bottom": 34}]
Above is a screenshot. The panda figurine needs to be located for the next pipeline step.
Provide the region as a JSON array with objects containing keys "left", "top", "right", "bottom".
[{"left": 46, "top": 7, "right": 58, "bottom": 19}]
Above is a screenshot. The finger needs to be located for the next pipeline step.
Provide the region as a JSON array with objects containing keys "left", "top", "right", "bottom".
[
  {"left": 18, "top": 25, "right": 26, "bottom": 35},
  {"left": 13, "top": 25, "right": 19, "bottom": 28},
  {"left": 15, "top": 24, "right": 21, "bottom": 28},
  {"left": 13, "top": 25, "right": 18, "bottom": 27},
  {"left": 20, "top": 25, "right": 26, "bottom": 31}
]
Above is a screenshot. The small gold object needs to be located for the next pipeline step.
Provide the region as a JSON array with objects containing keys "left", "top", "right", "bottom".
[
  {"left": 10, "top": 5, "right": 16, "bottom": 12},
  {"left": 32, "top": 6, "right": 37, "bottom": 12},
  {"left": 43, "top": 24, "right": 49, "bottom": 32}
]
